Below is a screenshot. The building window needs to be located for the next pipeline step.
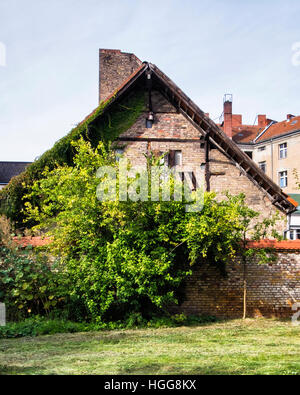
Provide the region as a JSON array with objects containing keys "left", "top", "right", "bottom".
[
  {"left": 279, "top": 170, "right": 288, "bottom": 188},
  {"left": 259, "top": 161, "right": 266, "bottom": 173},
  {"left": 245, "top": 151, "right": 253, "bottom": 159},
  {"left": 168, "top": 150, "right": 182, "bottom": 167},
  {"left": 258, "top": 146, "right": 266, "bottom": 152},
  {"left": 289, "top": 229, "right": 300, "bottom": 240},
  {"left": 174, "top": 150, "right": 182, "bottom": 166},
  {"left": 279, "top": 143, "right": 287, "bottom": 159},
  {"left": 114, "top": 148, "right": 124, "bottom": 161}
]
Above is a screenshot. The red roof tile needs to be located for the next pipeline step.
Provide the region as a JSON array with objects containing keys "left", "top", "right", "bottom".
[
  {"left": 247, "top": 239, "right": 300, "bottom": 250},
  {"left": 256, "top": 116, "right": 300, "bottom": 142},
  {"left": 232, "top": 125, "right": 262, "bottom": 143},
  {"left": 11, "top": 236, "right": 300, "bottom": 251},
  {"left": 287, "top": 196, "right": 299, "bottom": 208},
  {"left": 218, "top": 124, "right": 262, "bottom": 144},
  {"left": 219, "top": 116, "right": 300, "bottom": 144}
]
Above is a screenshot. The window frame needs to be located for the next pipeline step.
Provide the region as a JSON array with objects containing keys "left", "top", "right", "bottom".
[
  {"left": 258, "top": 146, "right": 266, "bottom": 152},
  {"left": 168, "top": 150, "right": 182, "bottom": 167},
  {"left": 289, "top": 228, "right": 300, "bottom": 240},
  {"left": 114, "top": 148, "right": 125, "bottom": 162},
  {"left": 258, "top": 161, "right": 266, "bottom": 173},
  {"left": 278, "top": 170, "right": 288, "bottom": 188},
  {"left": 279, "top": 142, "right": 287, "bottom": 159}
]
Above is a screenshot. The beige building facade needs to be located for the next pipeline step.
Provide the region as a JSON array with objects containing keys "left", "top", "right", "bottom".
[
  {"left": 239, "top": 131, "right": 300, "bottom": 194},
  {"left": 219, "top": 98, "right": 300, "bottom": 239}
]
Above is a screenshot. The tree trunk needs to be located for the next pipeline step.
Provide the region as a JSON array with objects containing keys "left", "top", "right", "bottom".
[{"left": 242, "top": 256, "right": 247, "bottom": 320}]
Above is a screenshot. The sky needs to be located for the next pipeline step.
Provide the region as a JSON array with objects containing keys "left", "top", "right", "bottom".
[{"left": 1, "top": 0, "right": 300, "bottom": 161}]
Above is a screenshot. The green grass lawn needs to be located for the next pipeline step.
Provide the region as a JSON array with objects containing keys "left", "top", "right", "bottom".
[{"left": 0, "top": 318, "right": 299, "bottom": 375}]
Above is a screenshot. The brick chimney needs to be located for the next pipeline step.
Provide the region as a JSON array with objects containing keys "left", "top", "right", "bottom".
[
  {"left": 99, "top": 49, "right": 142, "bottom": 103},
  {"left": 223, "top": 94, "right": 233, "bottom": 139},
  {"left": 258, "top": 115, "right": 268, "bottom": 127},
  {"left": 232, "top": 114, "right": 242, "bottom": 127}
]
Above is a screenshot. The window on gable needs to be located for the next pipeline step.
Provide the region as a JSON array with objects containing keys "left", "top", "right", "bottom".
[
  {"left": 279, "top": 143, "right": 287, "bottom": 159},
  {"left": 174, "top": 150, "right": 182, "bottom": 166},
  {"left": 168, "top": 150, "right": 182, "bottom": 167},
  {"left": 114, "top": 148, "right": 124, "bottom": 161}
]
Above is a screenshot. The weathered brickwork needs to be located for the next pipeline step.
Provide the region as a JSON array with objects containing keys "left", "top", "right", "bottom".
[
  {"left": 174, "top": 252, "right": 300, "bottom": 318},
  {"left": 99, "top": 49, "right": 142, "bottom": 103},
  {"left": 117, "top": 90, "right": 287, "bottom": 231},
  {"left": 113, "top": 86, "right": 293, "bottom": 318}
]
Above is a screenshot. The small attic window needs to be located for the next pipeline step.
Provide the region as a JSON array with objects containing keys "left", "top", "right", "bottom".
[
  {"left": 291, "top": 120, "right": 298, "bottom": 125},
  {"left": 258, "top": 146, "right": 266, "bottom": 151},
  {"left": 146, "top": 112, "right": 154, "bottom": 128}
]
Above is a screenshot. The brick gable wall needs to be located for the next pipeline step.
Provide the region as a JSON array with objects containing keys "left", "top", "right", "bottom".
[
  {"left": 113, "top": 89, "right": 299, "bottom": 318},
  {"left": 116, "top": 90, "right": 287, "bottom": 232}
]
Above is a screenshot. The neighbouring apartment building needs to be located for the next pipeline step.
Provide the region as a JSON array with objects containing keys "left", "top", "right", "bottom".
[
  {"left": 218, "top": 96, "right": 300, "bottom": 239},
  {"left": 219, "top": 96, "right": 300, "bottom": 194}
]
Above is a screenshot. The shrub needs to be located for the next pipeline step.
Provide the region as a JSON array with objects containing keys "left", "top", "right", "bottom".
[
  {"left": 0, "top": 246, "right": 67, "bottom": 321},
  {"left": 22, "top": 139, "right": 273, "bottom": 323},
  {"left": 0, "top": 314, "right": 218, "bottom": 339},
  {"left": 0, "top": 317, "right": 89, "bottom": 338}
]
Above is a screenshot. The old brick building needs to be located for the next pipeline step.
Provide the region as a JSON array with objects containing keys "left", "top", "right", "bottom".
[
  {"left": 92, "top": 49, "right": 300, "bottom": 318},
  {"left": 8, "top": 49, "right": 300, "bottom": 319},
  {"left": 96, "top": 49, "right": 295, "bottom": 224}
]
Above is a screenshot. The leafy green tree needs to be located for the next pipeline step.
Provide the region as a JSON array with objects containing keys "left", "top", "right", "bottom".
[{"left": 24, "top": 139, "right": 280, "bottom": 321}]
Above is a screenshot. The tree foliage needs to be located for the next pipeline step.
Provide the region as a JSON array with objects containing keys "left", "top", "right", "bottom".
[{"left": 22, "top": 139, "right": 279, "bottom": 322}]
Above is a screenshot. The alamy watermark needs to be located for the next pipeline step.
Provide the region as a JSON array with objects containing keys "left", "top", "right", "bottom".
[
  {"left": 291, "top": 42, "right": 300, "bottom": 66},
  {"left": 96, "top": 159, "right": 205, "bottom": 212},
  {"left": 0, "top": 42, "right": 6, "bottom": 67},
  {"left": 0, "top": 303, "right": 6, "bottom": 326}
]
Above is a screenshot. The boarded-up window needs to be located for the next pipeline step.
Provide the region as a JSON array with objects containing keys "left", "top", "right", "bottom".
[{"left": 168, "top": 150, "right": 182, "bottom": 167}]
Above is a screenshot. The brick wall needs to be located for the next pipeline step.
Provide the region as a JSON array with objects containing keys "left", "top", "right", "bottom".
[
  {"left": 173, "top": 252, "right": 300, "bottom": 318},
  {"left": 99, "top": 49, "right": 142, "bottom": 103}
]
